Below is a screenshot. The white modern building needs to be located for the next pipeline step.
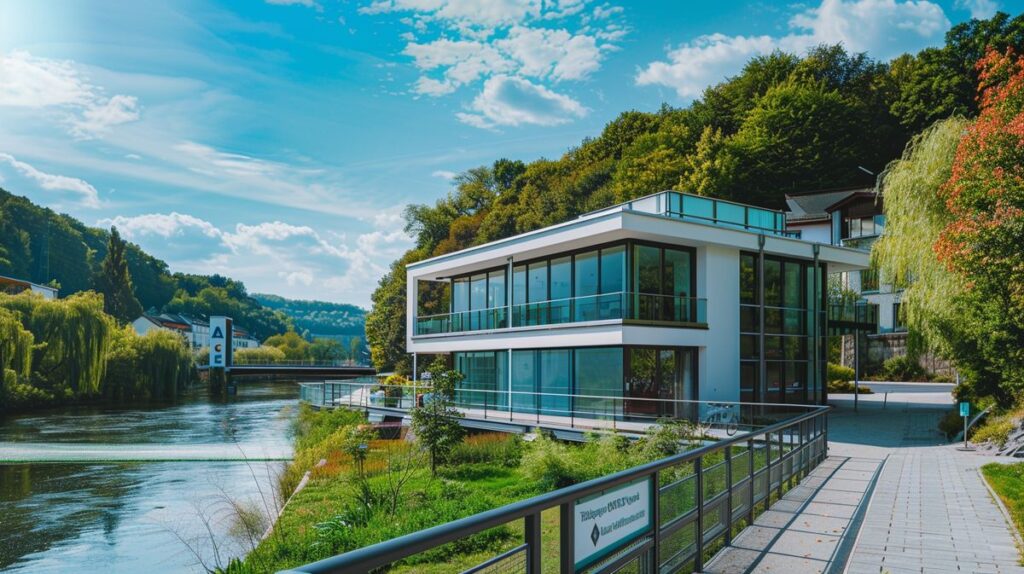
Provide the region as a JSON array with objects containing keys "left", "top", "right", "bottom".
[
  {"left": 132, "top": 312, "right": 260, "bottom": 350},
  {"left": 406, "top": 190, "right": 870, "bottom": 415},
  {"left": 784, "top": 188, "right": 902, "bottom": 333}
]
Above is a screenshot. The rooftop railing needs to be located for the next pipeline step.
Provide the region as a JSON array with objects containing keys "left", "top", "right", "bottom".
[
  {"left": 587, "top": 190, "right": 800, "bottom": 238},
  {"left": 288, "top": 382, "right": 829, "bottom": 574},
  {"left": 415, "top": 292, "right": 707, "bottom": 336}
]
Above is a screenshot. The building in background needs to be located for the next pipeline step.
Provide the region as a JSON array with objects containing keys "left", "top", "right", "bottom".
[
  {"left": 132, "top": 311, "right": 260, "bottom": 350},
  {"left": 0, "top": 274, "right": 59, "bottom": 300},
  {"left": 407, "top": 190, "right": 870, "bottom": 416}
]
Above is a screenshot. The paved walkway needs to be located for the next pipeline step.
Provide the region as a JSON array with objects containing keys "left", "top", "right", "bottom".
[{"left": 706, "top": 382, "right": 1024, "bottom": 573}]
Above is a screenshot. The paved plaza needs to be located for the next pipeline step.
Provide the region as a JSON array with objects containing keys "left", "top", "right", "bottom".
[{"left": 707, "top": 382, "right": 1024, "bottom": 573}]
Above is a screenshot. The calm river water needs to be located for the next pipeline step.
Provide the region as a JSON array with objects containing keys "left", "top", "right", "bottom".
[{"left": 0, "top": 382, "right": 298, "bottom": 573}]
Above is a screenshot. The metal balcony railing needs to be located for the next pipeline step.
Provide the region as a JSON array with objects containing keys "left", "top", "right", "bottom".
[
  {"left": 288, "top": 382, "right": 829, "bottom": 574},
  {"left": 415, "top": 292, "right": 708, "bottom": 336}
]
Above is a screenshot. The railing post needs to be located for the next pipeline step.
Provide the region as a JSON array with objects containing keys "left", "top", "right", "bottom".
[
  {"left": 650, "top": 469, "right": 660, "bottom": 572},
  {"left": 776, "top": 431, "right": 784, "bottom": 500},
  {"left": 526, "top": 511, "right": 542, "bottom": 574},
  {"left": 748, "top": 436, "right": 755, "bottom": 525},
  {"left": 695, "top": 457, "right": 704, "bottom": 572},
  {"left": 765, "top": 432, "right": 773, "bottom": 503},
  {"left": 560, "top": 502, "right": 575, "bottom": 574},
  {"left": 725, "top": 445, "right": 733, "bottom": 545}
]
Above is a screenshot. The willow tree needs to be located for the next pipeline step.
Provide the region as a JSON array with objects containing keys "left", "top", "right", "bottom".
[
  {"left": 872, "top": 116, "right": 969, "bottom": 353},
  {"left": 0, "top": 291, "right": 113, "bottom": 397}
]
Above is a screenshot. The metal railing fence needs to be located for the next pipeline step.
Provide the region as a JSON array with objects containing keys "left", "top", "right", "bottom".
[{"left": 284, "top": 387, "right": 829, "bottom": 574}]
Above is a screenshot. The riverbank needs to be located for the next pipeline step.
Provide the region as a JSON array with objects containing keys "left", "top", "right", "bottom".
[{"left": 239, "top": 404, "right": 713, "bottom": 573}]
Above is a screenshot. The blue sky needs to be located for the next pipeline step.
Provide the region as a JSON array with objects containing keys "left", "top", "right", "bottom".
[{"left": 0, "top": 0, "right": 1013, "bottom": 307}]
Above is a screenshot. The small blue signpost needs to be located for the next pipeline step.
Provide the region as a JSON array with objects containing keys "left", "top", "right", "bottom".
[{"left": 959, "top": 402, "right": 972, "bottom": 451}]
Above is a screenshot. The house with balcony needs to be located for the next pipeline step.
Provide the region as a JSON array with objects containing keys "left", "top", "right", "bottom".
[
  {"left": 784, "top": 188, "right": 902, "bottom": 333},
  {"left": 406, "top": 190, "right": 870, "bottom": 416}
]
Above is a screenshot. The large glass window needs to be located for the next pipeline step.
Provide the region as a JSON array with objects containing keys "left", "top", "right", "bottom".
[
  {"left": 632, "top": 244, "right": 696, "bottom": 322},
  {"left": 574, "top": 250, "right": 599, "bottom": 321},
  {"left": 470, "top": 273, "right": 486, "bottom": 330},
  {"left": 549, "top": 256, "right": 572, "bottom": 324},
  {"left": 511, "top": 350, "right": 536, "bottom": 413},
  {"left": 575, "top": 347, "right": 623, "bottom": 418},
  {"left": 454, "top": 351, "right": 508, "bottom": 410},
  {"left": 539, "top": 349, "right": 571, "bottom": 415}
]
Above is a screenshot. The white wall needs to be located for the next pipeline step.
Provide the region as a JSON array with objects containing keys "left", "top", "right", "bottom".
[
  {"left": 698, "top": 244, "right": 740, "bottom": 401},
  {"left": 790, "top": 222, "right": 831, "bottom": 244}
]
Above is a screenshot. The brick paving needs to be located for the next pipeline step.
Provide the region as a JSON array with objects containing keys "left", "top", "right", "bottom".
[{"left": 705, "top": 383, "right": 1024, "bottom": 573}]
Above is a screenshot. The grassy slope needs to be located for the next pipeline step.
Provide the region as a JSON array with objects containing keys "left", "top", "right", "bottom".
[{"left": 981, "top": 462, "right": 1024, "bottom": 559}]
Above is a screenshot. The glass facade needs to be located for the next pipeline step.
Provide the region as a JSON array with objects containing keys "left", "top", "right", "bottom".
[
  {"left": 453, "top": 346, "right": 696, "bottom": 419},
  {"left": 739, "top": 252, "right": 826, "bottom": 405}
]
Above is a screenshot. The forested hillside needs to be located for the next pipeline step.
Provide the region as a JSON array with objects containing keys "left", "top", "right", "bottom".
[
  {"left": 366, "top": 12, "right": 1024, "bottom": 374},
  {"left": 252, "top": 293, "right": 366, "bottom": 338},
  {"left": 0, "top": 189, "right": 290, "bottom": 340}
]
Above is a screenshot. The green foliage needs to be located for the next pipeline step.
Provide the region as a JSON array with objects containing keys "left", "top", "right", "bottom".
[
  {"left": 0, "top": 291, "right": 194, "bottom": 411},
  {"left": 165, "top": 274, "right": 291, "bottom": 341},
  {"left": 879, "top": 355, "right": 927, "bottom": 382},
  {"left": 104, "top": 326, "right": 194, "bottom": 401},
  {"left": 251, "top": 293, "right": 366, "bottom": 338},
  {"left": 981, "top": 462, "right": 1024, "bottom": 544},
  {"left": 448, "top": 433, "right": 524, "bottom": 467},
  {"left": 309, "top": 338, "right": 345, "bottom": 362},
  {"left": 826, "top": 379, "right": 873, "bottom": 394},
  {"left": 234, "top": 345, "right": 287, "bottom": 364},
  {"left": 263, "top": 330, "right": 311, "bottom": 360},
  {"left": 410, "top": 359, "right": 465, "bottom": 475},
  {"left": 972, "top": 419, "right": 1015, "bottom": 447},
  {"left": 92, "top": 227, "right": 143, "bottom": 323},
  {"left": 826, "top": 362, "right": 855, "bottom": 383}
]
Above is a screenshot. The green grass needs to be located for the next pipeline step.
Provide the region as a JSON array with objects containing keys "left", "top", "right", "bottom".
[{"left": 981, "top": 462, "right": 1024, "bottom": 562}]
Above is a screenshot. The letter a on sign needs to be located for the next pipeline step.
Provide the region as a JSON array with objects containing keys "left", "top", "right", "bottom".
[{"left": 212, "top": 326, "right": 224, "bottom": 339}]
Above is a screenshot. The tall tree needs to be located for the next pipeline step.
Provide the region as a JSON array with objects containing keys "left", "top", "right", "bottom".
[{"left": 93, "top": 227, "right": 142, "bottom": 324}]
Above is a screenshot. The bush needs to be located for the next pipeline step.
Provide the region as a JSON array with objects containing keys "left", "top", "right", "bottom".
[
  {"left": 448, "top": 433, "right": 524, "bottom": 467},
  {"left": 827, "top": 379, "right": 873, "bottom": 394},
  {"left": 234, "top": 346, "right": 287, "bottom": 364},
  {"left": 879, "top": 355, "right": 927, "bottom": 382},
  {"left": 972, "top": 419, "right": 1015, "bottom": 447},
  {"left": 827, "top": 362, "right": 854, "bottom": 383},
  {"left": 938, "top": 409, "right": 964, "bottom": 438}
]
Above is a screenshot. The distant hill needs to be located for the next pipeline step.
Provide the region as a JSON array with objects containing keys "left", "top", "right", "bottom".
[
  {"left": 0, "top": 187, "right": 290, "bottom": 340},
  {"left": 252, "top": 293, "right": 367, "bottom": 340}
]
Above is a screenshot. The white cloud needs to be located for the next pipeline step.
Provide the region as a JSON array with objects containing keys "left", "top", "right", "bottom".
[
  {"left": 495, "top": 26, "right": 602, "bottom": 81},
  {"left": 268, "top": 0, "right": 319, "bottom": 6},
  {"left": 174, "top": 141, "right": 291, "bottom": 179},
  {"left": 361, "top": 0, "right": 544, "bottom": 28},
  {"left": 0, "top": 152, "right": 100, "bottom": 208},
  {"left": 0, "top": 50, "right": 140, "bottom": 138},
  {"left": 636, "top": 0, "right": 951, "bottom": 100},
  {"left": 99, "top": 212, "right": 221, "bottom": 238},
  {"left": 364, "top": 0, "right": 624, "bottom": 127},
  {"left": 955, "top": 0, "right": 999, "bottom": 19},
  {"left": 102, "top": 210, "right": 401, "bottom": 306},
  {"left": 71, "top": 94, "right": 140, "bottom": 139},
  {"left": 456, "top": 74, "right": 587, "bottom": 128},
  {"left": 432, "top": 169, "right": 457, "bottom": 180}
]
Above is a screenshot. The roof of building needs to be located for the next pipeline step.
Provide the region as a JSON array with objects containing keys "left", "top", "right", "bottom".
[
  {"left": 784, "top": 187, "right": 876, "bottom": 223},
  {"left": 0, "top": 274, "right": 59, "bottom": 294}
]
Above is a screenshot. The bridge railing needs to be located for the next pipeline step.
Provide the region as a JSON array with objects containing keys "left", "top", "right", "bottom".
[
  {"left": 231, "top": 359, "right": 371, "bottom": 367},
  {"left": 285, "top": 386, "right": 829, "bottom": 574},
  {"left": 298, "top": 380, "right": 818, "bottom": 436}
]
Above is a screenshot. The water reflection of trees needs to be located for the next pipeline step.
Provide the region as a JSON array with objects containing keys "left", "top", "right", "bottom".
[{"left": 0, "top": 463, "right": 139, "bottom": 569}]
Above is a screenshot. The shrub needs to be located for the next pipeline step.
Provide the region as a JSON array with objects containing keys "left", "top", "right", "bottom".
[
  {"left": 448, "top": 433, "right": 524, "bottom": 467},
  {"left": 234, "top": 346, "right": 287, "bottom": 364},
  {"left": 827, "top": 379, "right": 873, "bottom": 394},
  {"left": 879, "top": 355, "right": 926, "bottom": 382},
  {"left": 973, "top": 419, "right": 1015, "bottom": 447},
  {"left": 827, "top": 362, "right": 854, "bottom": 383},
  {"left": 938, "top": 409, "right": 964, "bottom": 438}
]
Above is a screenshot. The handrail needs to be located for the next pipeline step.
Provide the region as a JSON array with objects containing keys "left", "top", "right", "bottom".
[{"left": 282, "top": 393, "right": 829, "bottom": 574}]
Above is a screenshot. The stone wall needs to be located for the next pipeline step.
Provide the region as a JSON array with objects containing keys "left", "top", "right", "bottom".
[{"left": 839, "top": 332, "right": 954, "bottom": 378}]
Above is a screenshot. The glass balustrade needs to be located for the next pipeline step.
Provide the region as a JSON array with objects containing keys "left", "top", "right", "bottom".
[{"left": 415, "top": 292, "right": 708, "bottom": 335}]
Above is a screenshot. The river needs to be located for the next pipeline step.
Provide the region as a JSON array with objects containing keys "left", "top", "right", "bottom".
[{"left": 0, "top": 381, "right": 298, "bottom": 573}]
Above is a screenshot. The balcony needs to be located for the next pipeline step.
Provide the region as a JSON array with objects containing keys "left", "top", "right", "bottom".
[
  {"left": 588, "top": 190, "right": 800, "bottom": 238},
  {"left": 414, "top": 292, "right": 708, "bottom": 336},
  {"left": 827, "top": 300, "right": 879, "bottom": 335}
]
